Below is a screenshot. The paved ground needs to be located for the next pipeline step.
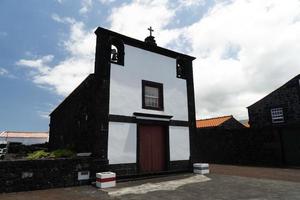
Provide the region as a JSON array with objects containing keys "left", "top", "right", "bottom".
[
  {"left": 210, "top": 164, "right": 300, "bottom": 182},
  {"left": 1, "top": 165, "right": 300, "bottom": 200}
]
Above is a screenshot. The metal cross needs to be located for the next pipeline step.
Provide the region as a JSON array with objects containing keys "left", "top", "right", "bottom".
[{"left": 148, "top": 26, "right": 154, "bottom": 37}]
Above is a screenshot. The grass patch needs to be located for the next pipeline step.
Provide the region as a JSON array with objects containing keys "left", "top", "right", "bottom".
[{"left": 27, "top": 149, "right": 76, "bottom": 160}]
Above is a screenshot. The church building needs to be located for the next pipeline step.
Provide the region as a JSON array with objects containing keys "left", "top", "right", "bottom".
[{"left": 49, "top": 27, "right": 197, "bottom": 176}]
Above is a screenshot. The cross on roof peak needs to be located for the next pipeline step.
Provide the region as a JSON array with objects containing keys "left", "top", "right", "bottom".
[
  {"left": 145, "top": 26, "right": 157, "bottom": 45},
  {"left": 148, "top": 26, "right": 154, "bottom": 37}
]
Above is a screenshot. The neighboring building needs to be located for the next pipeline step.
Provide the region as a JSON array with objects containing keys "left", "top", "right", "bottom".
[
  {"left": 49, "top": 27, "right": 197, "bottom": 175},
  {"left": 196, "top": 115, "right": 246, "bottom": 129},
  {"left": 0, "top": 131, "right": 49, "bottom": 145},
  {"left": 248, "top": 75, "right": 300, "bottom": 128}
]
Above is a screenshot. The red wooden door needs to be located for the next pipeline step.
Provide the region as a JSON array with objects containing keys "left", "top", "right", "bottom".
[{"left": 139, "top": 125, "right": 165, "bottom": 172}]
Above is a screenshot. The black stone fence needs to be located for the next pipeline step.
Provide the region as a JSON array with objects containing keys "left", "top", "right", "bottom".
[
  {"left": 0, "top": 157, "right": 108, "bottom": 193},
  {"left": 193, "top": 126, "right": 300, "bottom": 167}
]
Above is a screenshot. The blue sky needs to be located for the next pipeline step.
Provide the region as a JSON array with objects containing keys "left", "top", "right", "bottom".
[{"left": 1, "top": 0, "right": 300, "bottom": 131}]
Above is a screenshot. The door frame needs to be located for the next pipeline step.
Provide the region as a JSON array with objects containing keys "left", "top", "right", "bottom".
[{"left": 136, "top": 120, "right": 170, "bottom": 173}]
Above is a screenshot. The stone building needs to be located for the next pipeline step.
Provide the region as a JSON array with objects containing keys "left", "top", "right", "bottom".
[
  {"left": 49, "top": 27, "right": 197, "bottom": 176},
  {"left": 248, "top": 74, "right": 300, "bottom": 128},
  {"left": 196, "top": 115, "right": 246, "bottom": 130}
]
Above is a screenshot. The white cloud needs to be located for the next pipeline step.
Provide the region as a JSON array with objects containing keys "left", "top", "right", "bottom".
[
  {"left": 18, "top": 0, "right": 201, "bottom": 97},
  {"left": 0, "top": 68, "right": 8, "bottom": 76},
  {"left": 36, "top": 103, "right": 56, "bottom": 119},
  {"left": 107, "top": 0, "right": 206, "bottom": 47},
  {"left": 17, "top": 18, "right": 95, "bottom": 96},
  {"left": 0, "top": 67, "right": 16, "bottom": 78},
  {"left": 108, "top": 0, "right": 179, "bottom": 46},
  {"left": 107, "top": 0, "right": 300, "bottom": 120},
  {"left": 55, "top": 0, "right": 93, "bottom": 14},
  {"left": 184, "top": 0, "right": 300, "bottom": 119},
  {"left": 18, "top": 0, "right": 300, "bottom": 121},
  {"left": 51, "top": 14, "right": 76, "bottom": 24},
  {"left": 17, "top": 55, "right": 53, "bottom": 73},
  {"left": 99, "top": 0, "right": 115, "bottom": 4},
  {"left": 177, "top": 0, "right": 205, "bottom": 8},
  {"left": 64, "top": 21, "right": 95, "bottom": 57},
  {"left": 37, "top": 110, "right": 50, "bottom": 119},
  {"left": 79, "top": 0, "right": 93, "bottom": 14}
]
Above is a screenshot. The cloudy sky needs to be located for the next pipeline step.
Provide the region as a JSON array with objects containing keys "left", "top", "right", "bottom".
[{"left": 1, "top": 0, "right": 300, "bottom": 131}]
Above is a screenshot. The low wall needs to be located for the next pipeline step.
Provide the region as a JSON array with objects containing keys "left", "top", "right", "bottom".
[
  {"left": 0, "top": 157, "right": 108, "bottom": 193},
  {"left": 193, "top": 128, "right": 284, "bottom": 166}
]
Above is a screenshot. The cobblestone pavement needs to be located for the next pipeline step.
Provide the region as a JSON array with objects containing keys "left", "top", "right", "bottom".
[{"left": 1, "top": 165, "right": 300, "bottom": 200}]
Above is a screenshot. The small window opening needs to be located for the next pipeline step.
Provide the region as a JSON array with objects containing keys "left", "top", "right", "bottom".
[
  {"left": 109, "top": 37, "right": 124, "bottom": 66},
  {"left": 177, "top": 63, "right": 183, "bottom": 78},
  {"left": 111, "top": 45, "right": 119, "bottom": 63},
  {"left": 271, "top": 107, "right": 284, "bottom": 123},
  {"left": 142, "top": 80, "right": 164, "bottom": 111},
  {"left": 145, "top": 86, "right": 159, "bottom": 108},
  {"left": 176, "top": 57, "right": 187, "bottom": 79}
]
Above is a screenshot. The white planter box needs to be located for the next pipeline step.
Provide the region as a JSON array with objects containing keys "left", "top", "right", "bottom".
[
  {"left": 96, "top": 172, "right": 116, "bottom": 188},
  {"left": 193, "top": 163, "right": 210, "bottom": 174}
]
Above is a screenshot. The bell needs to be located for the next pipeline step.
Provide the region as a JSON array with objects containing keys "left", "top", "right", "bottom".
[{"left": 111, "top": 49, "right": 118, "bottom": 62}]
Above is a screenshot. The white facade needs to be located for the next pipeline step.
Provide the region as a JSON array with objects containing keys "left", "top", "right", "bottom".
[
  {"left": 108, "top": 122, "right": 136, "bottom": 164},
  {"left": 109, "top": 45, "right": 188, "bottom": 121},
  {"left": 169, "top": 126, "right": 190, "bottom": 161},
  {"left": 107, "top": 123, "right": 191, "bottom": 164},
  {"left": 108, "top": 44, "right": 190, "bottom": 165}
]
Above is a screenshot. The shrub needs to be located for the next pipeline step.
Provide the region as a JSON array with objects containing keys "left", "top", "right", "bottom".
[
  {"left": 27, "top": 150, "right": 50, "bottom": 160},
  {"left": 27, "top": 149, "right": 76, "bottom": 160},
  {"left": 49, "top": 149, "right": 75, "bottom": 158}
]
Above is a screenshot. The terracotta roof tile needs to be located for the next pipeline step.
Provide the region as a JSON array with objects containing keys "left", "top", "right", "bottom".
[{"left": 196, "top": 115, "right": 233, "bottom": 128}]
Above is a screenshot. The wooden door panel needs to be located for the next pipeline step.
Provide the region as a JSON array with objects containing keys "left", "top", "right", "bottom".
[
  {"left": 139, "top": 125, "right": 165, "bottom": 172},
  {"left": 139, "top": 129, "right": 152, "bottom": 172},
  {"left": 151, "top": 127, "right": 165, "bottom": 171}
]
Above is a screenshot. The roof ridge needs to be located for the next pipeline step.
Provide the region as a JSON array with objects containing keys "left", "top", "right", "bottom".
[
  {"left": 247, "top": 74, "right": 300, "bottom": 108},
  {"left": 196, "top": 115, "right": 233, "bottom": 121}
]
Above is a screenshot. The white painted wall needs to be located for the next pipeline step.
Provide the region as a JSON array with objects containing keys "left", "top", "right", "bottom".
[
  {"left": 108, "top": 122, "right": 137, "bottom": 164},
  {"left": 109, "top": 44, "right": 188, "bottom": 121},
  {"left": 108, "top": 44, "right": 191, "bottom": 164},
  {"left": 169, "top": 126, "right": 190, "bottom": 161},
  {"left": 108, "top": 124, "right": 190, "bottom": 164}
]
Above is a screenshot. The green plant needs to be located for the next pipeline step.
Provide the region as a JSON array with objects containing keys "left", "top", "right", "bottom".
[
  {"left": 27, "top": 149, "right": 76, "bottom": 160},
  {"left": 49, "top": 149, "right": 75, "bottom": 158},
  {"left": 27, "top": 150, "right": 50, "bottom": 160}
]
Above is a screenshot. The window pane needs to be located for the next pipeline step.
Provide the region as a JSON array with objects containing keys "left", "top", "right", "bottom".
[
  {"left": 144, "top": 86, "right": 159, "bottom": 108},
  {"left": 271, "top": 108, "right": 284, "bottom": 123},
  {"left": 145, "top": 86, "right": 159, "bottom": 98}
]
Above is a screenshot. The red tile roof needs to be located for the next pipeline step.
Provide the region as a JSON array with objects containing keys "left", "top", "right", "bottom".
[
  {"left": 0, "top": 131, "right": 48, "bottom": 138},
  {"left": 196, "top": 115, "right": 233, "bottom": 128}
]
